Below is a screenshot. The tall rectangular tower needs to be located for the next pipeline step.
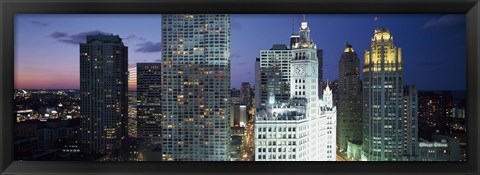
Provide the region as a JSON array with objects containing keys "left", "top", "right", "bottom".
[
  {"left": 317, "top": 49, "right": 323, "bottom": 82},
  {"left": 79, "top": 34, "right": 128, "bottom": 158},
  {"left": 240, "top": 82, "right": 252, "bottom": 107},
  {"left": 137, "top": 63, "right": 162, "bottom": 142},
  {"left": 362, "top": 28, "right": 404, "bottom": 161},
  {"left": 337, "top": 43, "right": 363, "bottom": 160},
  {"left": 257, "top": 44, "right": 292, "bottom": 108},
  {"left": 403, "top": 85, "right": 418, "bottom": 160},
  {"left": 161, "top": 14, "right": 231, "bottom": 161}
]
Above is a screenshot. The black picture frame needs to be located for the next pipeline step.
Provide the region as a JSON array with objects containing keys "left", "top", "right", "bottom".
[{"left": 1, "top": 0, "right": 479, "bottom": 174}]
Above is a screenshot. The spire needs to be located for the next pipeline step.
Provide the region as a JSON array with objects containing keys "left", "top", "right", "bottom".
[
  {"left": 303, "top": 14, "right": 306, "bottom": 22},
  {"left": 344, "top": 42, "right": 354, "bottom": 52},
  {"left": 323, "top": 80, "right": 333, "bottom": 109},
  {"left": 326, "top": 79, "right": 331, "bottom": 92}
]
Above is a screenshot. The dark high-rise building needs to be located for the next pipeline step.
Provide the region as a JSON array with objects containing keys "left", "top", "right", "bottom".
[
  {"left": 230, "top": 104, "right": 247, "bottom": 127},
  {"left": 254, "top": 58, "right": 261, "bottom": 109},
  {"left": 240, "top": 82, "right": 252, "bottom": 107},
  {"left": 337, "top": 43, "right": 362, "bottom": 160},
  {"left": 79, "top": 34, "right": 128, "bottom": 158},
  {"left": 161, "top": 14, "right": 231, "bottom": 161},
  {"left": 317, "top": 49, "right": 323, "bottom": 82},
  {"left": 403, "top": 85, "right": 419, "bottom": 160},
  {"left": 362, "top": 28, "right": 404, "bottom": 161},
  {"left": 417, "top": 91, "right": 453, "bottom": 140},
  {"left": 137, "top": 63, "right": 162, "bottom": 142}
]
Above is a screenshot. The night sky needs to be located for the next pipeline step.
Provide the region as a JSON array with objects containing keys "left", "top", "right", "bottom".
[{"left": 14, "top": 14, "right": 466, "bottom": 91}]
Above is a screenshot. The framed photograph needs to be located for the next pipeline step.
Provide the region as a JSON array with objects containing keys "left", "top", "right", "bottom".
[{"left": 1, "top": 0, "right": 479, "bottom": 174}]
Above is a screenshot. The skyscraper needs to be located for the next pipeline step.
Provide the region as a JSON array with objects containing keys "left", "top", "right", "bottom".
[
  {"left": 362, "top": 28, "right": 404, "bottom": 161},
  {"left": 317, "top": 49, "right": 324, "bottom": 82},
  {"left": 79, "top": 34, "right": 128, "bottom": 159},
  {"left": 137, "top": 63, "right": 162, "bottom": 142},
  {"left": 128, "top": 66, "right": 137, "bottom": 90},
  {"left": 417, "top": 91, "right": 453, "bottom": 140},
  {"left": 254, "top": 19, "right": 336, "bottom": 161},
  {"left": 403, "top": 85, "right": 418, "bottom": 160},
  {"left": 291, "top": 28, "right": 323, "bottom": 86},
  {"left": 255, "top": 18, "right": 324, "bottom": 110},
  {"left": 127, "top": 91, "right": 138, "bottom": 138},
  {"left": 240, "top": 82, "right": 252, "bottom": 108},
  {"left": 161, "top": 14, "right": 231, "bottom": 161},
  {"left": 230, "top": 104, "right": 247, "bottom": 127},
  {"left": 255, "top": 58, "right": 261, "bottom": 110},
  {"left": 256, "top": 44, "right": 292, "bottom": 108},
  {"left": 337, "top": 43, "right": 363, "bottom": 160}
]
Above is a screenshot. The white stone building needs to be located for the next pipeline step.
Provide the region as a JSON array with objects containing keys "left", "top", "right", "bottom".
[{"left": 254, "top": 19, "right": 336, "bottom": 161}]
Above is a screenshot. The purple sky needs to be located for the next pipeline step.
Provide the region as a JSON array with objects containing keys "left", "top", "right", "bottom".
[{"left": 15, "top": 14, "right": 466, "bottom": 90}]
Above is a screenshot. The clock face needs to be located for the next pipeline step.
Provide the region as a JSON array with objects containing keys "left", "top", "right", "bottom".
[
  {"left": 295, "top": 66, "right": 301, "bottom": 75},
  {"left": 295, "top": 65, "right": 305, "bottom": 76}
]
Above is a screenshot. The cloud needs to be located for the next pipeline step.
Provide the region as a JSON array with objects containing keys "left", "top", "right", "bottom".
[
  {"left": 246, "top": 72, "right": 252, "bottom": 75},
  {"left": 50, "top": 32, "right": 68, "bottom": 39},
  {"left": 155, "top": 59, "right": 162, "bottom": 62},
  {"left": 124, "top": 35, "right": 136, "bottom": 40},
  {"left": 135, "top": 41, "right": 162, "bottom": 53},
  {"left": 51, "top": 30, "right": 109, "bottom": 44},
  {"left": 420, "top": 15, "right": 466, "bottom": 30},
  {"left": 30, "top": 20, "right": 48, "bottom": 27}
]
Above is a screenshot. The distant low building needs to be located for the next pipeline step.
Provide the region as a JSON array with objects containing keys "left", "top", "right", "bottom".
[
  {"left": 417, "top": 135, "right": 460, "bottom": 161},
  {"left": 230, "top": 104, "right": 247, "bottom": 127}
]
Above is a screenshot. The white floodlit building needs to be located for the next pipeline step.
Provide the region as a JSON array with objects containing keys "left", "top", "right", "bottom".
[{"left": 254, "top": 19, "right": 336, "bottom": 161}]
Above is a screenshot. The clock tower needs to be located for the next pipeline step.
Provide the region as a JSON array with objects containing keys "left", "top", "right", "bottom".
[
  {"left": 290, "top": 18, "right": 319, "bottom": 119},
  {"left": 254, "top": 16, "right": 337, "bottom": 161}
]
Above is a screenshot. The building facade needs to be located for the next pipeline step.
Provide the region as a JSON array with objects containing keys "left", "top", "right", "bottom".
[
  {"left": 137, "top": 63, "right": 162, "bottom": 142},
  {"left": 417, "top": 135, "right": 460, "bottom": 161},
  {"left": 337, "top": 43, "right": 363, "bottom": 160},
  {"left": 254, "top": 20, "right": 336, "bottom": 161},
  {"left": 417, "top": 91, "right": 453, "bottom": 140},
  {"left": 240, "top": 82, "right": 252, "bottom": 108},
  {"left": 161, "top": 14, "right": 231, "bottom": 161},
  {"left": 79, "top": 34, "right": 128, "bottom": 158},
  {"left": 256, "top": 44, "right": 292, "bottom": 109},
  {"left": 403, "top": 85, "right": 419, "bottom": 160},
  {"left": 127, "top": 92, "right": 138, "bottom": 138},
  {"left": 230, "top": 104, "right": 247, "bottom": 127},
  {"left": 362, "top": 29, "right": 405, "bottom": 161}
]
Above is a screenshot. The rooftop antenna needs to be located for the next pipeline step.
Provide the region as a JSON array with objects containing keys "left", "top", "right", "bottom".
[
  {"left": 292, "top": 18, "right": 295, "bottom": 34},
  {"left": 303, "top": 14, "right": 306, "bottom": 22},
  {"left": 374, "top": 16, "right": 379, "bottom": 31}
]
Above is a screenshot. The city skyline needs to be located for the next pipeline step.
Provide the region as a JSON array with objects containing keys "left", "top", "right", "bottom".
[
  {"left": 14, "top": 14, "right": 466, "bottom": 91},
  {"left": 13, "top": 14, "right": 467, "bottom": 162}
]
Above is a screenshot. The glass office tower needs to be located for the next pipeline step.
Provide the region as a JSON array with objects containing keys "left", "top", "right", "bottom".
[{"left": 161, "top": 14, "right": 231, "bottom": 161}]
